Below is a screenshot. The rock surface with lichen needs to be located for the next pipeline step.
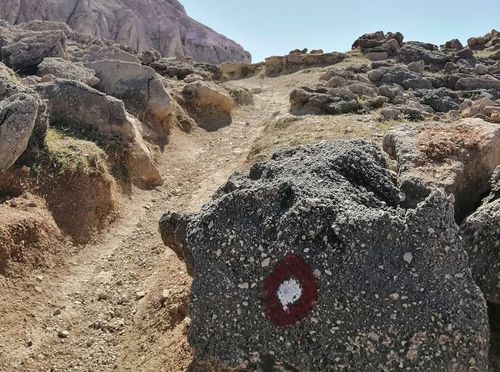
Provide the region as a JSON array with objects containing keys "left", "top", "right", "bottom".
[{"left": 160, "top": 140, "right": 489, "bottom": 371}]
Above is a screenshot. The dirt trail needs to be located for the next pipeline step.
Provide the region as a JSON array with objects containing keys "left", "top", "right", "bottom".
[{"left": 0, "top": 74, "right": 303, "bottom": 371}]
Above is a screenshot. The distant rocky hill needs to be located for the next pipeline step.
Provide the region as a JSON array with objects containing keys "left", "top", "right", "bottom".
[{"left": 0, "top": 0, "right": 251, "bottom": 64}]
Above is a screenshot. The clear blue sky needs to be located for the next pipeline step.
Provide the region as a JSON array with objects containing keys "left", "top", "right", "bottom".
[{"left": 182, "top": 0, "right": 500, "bottom": 62}]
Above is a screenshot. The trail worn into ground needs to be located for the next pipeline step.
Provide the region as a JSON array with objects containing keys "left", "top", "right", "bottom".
[{"left": 0, "top": 74, "right": 298, "bottom": 372}]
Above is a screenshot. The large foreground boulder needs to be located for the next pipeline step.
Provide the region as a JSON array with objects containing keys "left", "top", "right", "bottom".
[
  {"left": 85, "top": 60, "right": 173, "bottom": 147},
  {"left": 160, "top": 140, "right": 489, "bottom": 371},
  {"left": 383, "top": 119, "right": 500, "bottom": 221}
]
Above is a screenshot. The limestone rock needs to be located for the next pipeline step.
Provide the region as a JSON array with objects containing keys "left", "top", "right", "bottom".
[
  {"left": 383, "top": 119, "right": 500, "bottom": 220},
  {"left": 37, "top": 57, "right": 99, "bottom": 87},
  {"left": 35, "top": 79, "right": 162, "bottom": 188},
  {"left": 0, "top": 94, "right": 38, "bottom": 171},
  {"left": 1, "top": 30, "right": 66, "bottom": 72},
  {"left": 35, "top": 79, "right": 135, "bottom": 141},
  {"left": 0, "top": 64, "right": 49, "bottom": 155},
  {"left": 368, "top": 66, "right": 432, "bottom": 90},
  {"left": 223, "top": 84, "right": 254, "bottom": 106},
  {"left": 220, "top": 62, "right": 263, "bottom": 81},
  {"left": 290, "top": 87, "right": 360, "bottom": 115},
  {"left": 160, "top": 140, "right": 489, "bottom": 371},
  {"left": 265, "top": 52, "right": 346, "bottom": 77},
  {"left": 0, "top": 0, "right": 251, "bottom": 64},
  {"left": 149, "top": 58, "right": 221, "bottom": 81},
  {"left": 461, "top": 97, "right": 500, "bottom": 123},
  {"left": 86, "top": 60, "right": 173, "bottom": 147},
  {"left": 180, "top": 81, "right": 234, "bottom": 131}
]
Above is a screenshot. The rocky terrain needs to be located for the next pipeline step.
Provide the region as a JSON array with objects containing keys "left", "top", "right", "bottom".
[
  {"left": 0, "top": 0, "right": 251, "bottom": 64},
  {"left": 0, "top": 0, "right": 251, "bottom": 63},
  {"left": 0, "top": 7, "right": 499, "bottom": 372}
]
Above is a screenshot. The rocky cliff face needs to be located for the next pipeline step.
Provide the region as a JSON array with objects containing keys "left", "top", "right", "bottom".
[{"left": 0, "top": 0, "right": 251, "bottom": 64}]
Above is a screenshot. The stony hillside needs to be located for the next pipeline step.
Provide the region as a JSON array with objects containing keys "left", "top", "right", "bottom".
[
  {"left": 0, "top": 0, "right": 251, "bottom": 64},
  {"left": 0, "top": 17, "right": 499, "bottom": 372}
]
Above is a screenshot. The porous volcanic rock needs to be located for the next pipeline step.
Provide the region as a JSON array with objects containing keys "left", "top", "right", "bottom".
[
  {"left": 461, "top": 167, "right": 500, "bottom": 304},
  {"left": 0, "top": 0, "right": 251, "bottom": 64},
  {"left": 490, "top": 302, "right": 500, "bottom": 371},
  {"left": 160, "top": 140, "right": 489, "bottom": 371},
  {"left": 383, "top": 119, "right": 500, "bottom": 221},
  {"left": 398, "top": 42, "right": 449, "bottom": 71}
]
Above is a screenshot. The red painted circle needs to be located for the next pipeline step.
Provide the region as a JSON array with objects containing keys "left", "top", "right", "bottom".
[{"left": 263, "top": 254, "right": 318, "bottom": 327}]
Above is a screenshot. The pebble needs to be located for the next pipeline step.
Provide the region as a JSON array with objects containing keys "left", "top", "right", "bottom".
[
  {"left": 135, "top": 291, "right": 146, "bottom": 300},
  {"left": 57, "top": 330, "right": 69, "bottom": 339},
  {"left": 161, "top": 289, "right": 170, "bottom": 303},
  {"left": 261, "top": 258, "right": 271, "bottom": 267},
  {"left": 403, "top": 252, "right": 413, "bottom": 264},
  {"left": 389, "top": 293, "right": 400, "bottom": 300},
  {"left": 97, "top": 292, "right": 108, "bottom": 301}
]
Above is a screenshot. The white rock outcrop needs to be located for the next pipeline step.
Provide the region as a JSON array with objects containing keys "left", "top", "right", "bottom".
[{"left": 0, "top": 0, "right": 251, "bottom": 64}]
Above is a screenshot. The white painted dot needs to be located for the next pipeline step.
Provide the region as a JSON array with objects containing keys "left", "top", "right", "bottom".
[{"left": 277, "top": 278, "right": 302, "bottom": 311}]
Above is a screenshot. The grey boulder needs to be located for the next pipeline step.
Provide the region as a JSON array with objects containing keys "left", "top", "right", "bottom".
[
  {"left": 86, "top": 60, "right": 173, "bottom": 147},
  {"left": 160, "top": 140, "right": 489, "bottom": 371},
  {"left": 0, "top": 94, "right": 39, "bottom": 171},
  {"left": 1, "top": 30, "right": 66, "bottom": 72},
  {"left": 35, "top": 79, "right": 162, "bottom": 188}
]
